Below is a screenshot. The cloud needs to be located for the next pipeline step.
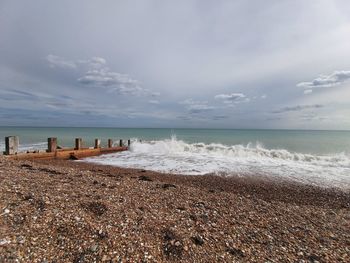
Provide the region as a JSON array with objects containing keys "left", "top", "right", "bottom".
[
  {"left": 88, "top": 57, "right": 106, "bottom": 66},
  {"left": 297, "top": 70, "right": 350, "bottom": 89},
  {"left": 188, "top": 104, "right": 215, "bottom": 114},
  {"left": 179, "top": 98, "right": 214, "bottom": 114},
  {"left": 46, "top": 54, "right": 145, "bottom": 95},
  {"left": 46, "top": 54, "right": 77, "bottom": 69},
  {"left": 179, "top": 98, "right": 207, "bottom": 105},
  {"left": 215, "top": 93, "right": 249, "bottom": 103},
  {"left": 304, "top": 89, "right": 313, "bottom": 95},
  {"left": 212, "top": 115, "right": 229, "bottom": 120},
  {"left": 78, "top": 68, "right": 143, "bottom": 94},
  {"left": 261, "top": 94, "right": 267, "bottom": 99},
  {"left": 272, "top": 104, "right": 324, "bottom": 114}
]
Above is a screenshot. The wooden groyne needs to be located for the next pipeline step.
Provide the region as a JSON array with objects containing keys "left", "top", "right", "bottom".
[{"left": 3, "top": 136, "right": 129, "bottom": 160}]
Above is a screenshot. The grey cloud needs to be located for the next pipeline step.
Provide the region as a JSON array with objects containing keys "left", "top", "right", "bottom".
[
  {"left": 212, "top": 115, "right": 229, "bottom": 120},
  {"left": 188, "top": 104, "right": 215, "bottom": 114},
  {"left": 2, "top": 1, "right": 350, "bottom": 129},
  {"left": 297, "top": 70, "right": 350, "bottom": 89},
  {"left": 272, "top": 104, "right": 324, "bottom": 114}
]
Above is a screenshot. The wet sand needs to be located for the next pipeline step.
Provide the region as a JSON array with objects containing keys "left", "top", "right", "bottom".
[{"left": 1, "top": 156, "right": 349, "bottom": 262}]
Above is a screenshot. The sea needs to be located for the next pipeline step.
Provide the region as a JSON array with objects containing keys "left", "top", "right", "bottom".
[{"left": 1, "top": 127, "right": 350, "bottom": 189}]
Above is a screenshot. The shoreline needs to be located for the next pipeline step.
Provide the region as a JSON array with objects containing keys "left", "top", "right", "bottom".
[{"left": 1, "top": 156, "right": 349, "bottom": 262}]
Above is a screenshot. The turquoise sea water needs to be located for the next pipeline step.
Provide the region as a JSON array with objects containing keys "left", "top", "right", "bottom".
[
  {"left": 1, "top": 127, "right": 350, "bottom": 189},
  {"left": 0, "top": 127, "right": 349, "bottom": 155}
]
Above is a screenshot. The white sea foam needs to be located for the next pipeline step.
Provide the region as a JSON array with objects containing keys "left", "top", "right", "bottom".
[
  {"left": 0, "top": 141, "right": 47, "bottom": 154},
  {"left": 82, "top": 136, "right": 350, "bottom": 189}
]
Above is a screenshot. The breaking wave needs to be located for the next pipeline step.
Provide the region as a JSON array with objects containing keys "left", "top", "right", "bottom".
[{"left": 83, "top": 136, "right": 350, "bottom": 189}]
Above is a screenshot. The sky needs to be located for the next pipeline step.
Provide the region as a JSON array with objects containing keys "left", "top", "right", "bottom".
[{"left": 0, "top": 0, "right": 350, "bottom": 129}]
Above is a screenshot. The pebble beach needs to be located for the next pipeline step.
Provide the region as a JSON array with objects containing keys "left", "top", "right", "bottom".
[{"left": 1, "top": 156, "right": 349, "bottom": 262}]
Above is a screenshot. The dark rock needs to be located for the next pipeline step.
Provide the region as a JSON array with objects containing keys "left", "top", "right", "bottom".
[
  {"left": 69, "top": 154, "right": 79, "bottom": 160},
  {"left": 20, "top": 164, "right": 34, "bottom": 170},
  {"left": 191, "top": 235, "right": 204, "bottom": 246}
]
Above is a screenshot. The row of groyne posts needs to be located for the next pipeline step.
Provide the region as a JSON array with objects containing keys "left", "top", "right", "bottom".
[{"left": 3, "top": 136, "right": 130, "bottom": 160}]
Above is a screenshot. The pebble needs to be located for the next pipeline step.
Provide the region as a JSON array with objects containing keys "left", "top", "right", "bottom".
[{"left": 0, "top": 239, "right": 11, "bottom": 246}]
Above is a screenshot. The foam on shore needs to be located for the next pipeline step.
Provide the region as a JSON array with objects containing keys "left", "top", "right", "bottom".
[{"left": 83, "top": 136, "right": 350, "bottom": 190}]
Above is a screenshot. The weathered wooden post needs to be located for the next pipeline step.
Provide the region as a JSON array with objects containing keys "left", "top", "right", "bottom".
[
  {"left": 128, "top": 139, "right": 131, "bottom": 147},
  {"left": 47, "top": 137, "right": 57, "bottom": 152},
  {"left": 94, "top": 139, "right": 101, "bottom": 149},
  {"left": 119, "top": 139, "right": 123, "bottom": 147},
  {"left": 5, "top": 136, "right": 19, "bottom": 155},
  {"left": 75, "top": 138, "right": 82, "bottom": 150},
  {"left": 108, "top": 139, "right": 113, "bottom": 148}
]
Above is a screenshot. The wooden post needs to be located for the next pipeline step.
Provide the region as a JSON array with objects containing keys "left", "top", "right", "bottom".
[
  {"left": 75, "top": 138, "right": 82, "bottom": 150},
  {"left": 47, "top": 137, "right": 57, "bottom": 152},
  {"left": 128, "top": 139, "right": 131, "bottom": 147},
  {"left": 94, "top": 139, "right": 101, "bottom": 149},
  {"left": 119, "top": 139, "right": 123, "bottom": 147},
  {"left": 5, "top": 136, "right": 19, "bottom": 155},
  {"left": 108, "top": 139, "right": 113, "bottom": 148}
]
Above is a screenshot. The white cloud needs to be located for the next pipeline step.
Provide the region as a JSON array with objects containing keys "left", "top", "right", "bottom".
[
  {"left": 46, "top": 54, "right": 145, "bottom": 95},
  {"left": 297, "top": 70, "right": 350, "bottom": 89},
  {"left": 179, "top": 98, "right": 208, "bottom": 105},
  {"left": 261, "top": 94, "right": 267, "bottom": 99},
  {"left": 215, "top": 93, "right": 248, "bottom": 104},
  {"left": 179, "top": 98, "right": 214, "bottom": 114},
  {"left": 78, "top": 68, "right": 143, "bottom": 94},
  {"left": 87, "top": 57, "right": 107, "bottom": 68},
  {"left": 46, "top": 54, "right": 77, "bottom": 69}
]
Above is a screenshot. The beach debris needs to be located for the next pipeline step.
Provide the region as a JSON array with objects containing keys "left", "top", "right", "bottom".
[
  {"left": 20, "top": 164, "right": 34, "bottom": 169},
  {"left": 162, "top": 183, "right": 177, "bottom": 189},
  {"left": 138, "top": 175, "right": 153, "bottom": 182}
]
